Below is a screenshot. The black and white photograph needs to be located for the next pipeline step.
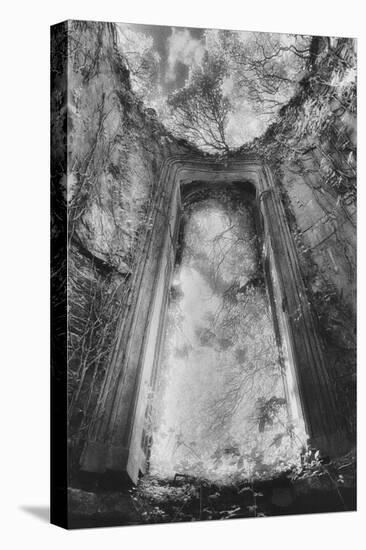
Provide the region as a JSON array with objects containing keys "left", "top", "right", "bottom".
[{"left": 50, "top": 17, "right": 357, "bottom": 529}]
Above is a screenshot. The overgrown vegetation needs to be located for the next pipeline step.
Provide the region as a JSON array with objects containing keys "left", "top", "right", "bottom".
[
  {"left": 233, "top": 37, "right": 357, "bottom": 434},
  {"left": 59, "top": 21, "right": 196, "bottom": 474},
  {"left": 55, "top": 23, "right": 357, "bottom": 518},
  {"left": 128, "top": 446, "right": 355, "bottom": 523},
  {"left": 67, "top": 245, "right": 131, "bottom": 471},
  {"left": 244, "top": 37, "right": 356, "bottom": 201}
]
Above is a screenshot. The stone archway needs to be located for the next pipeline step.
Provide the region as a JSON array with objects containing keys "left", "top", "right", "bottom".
[{"left": 80, "top": 155, "right": 350, "bottom": 484}]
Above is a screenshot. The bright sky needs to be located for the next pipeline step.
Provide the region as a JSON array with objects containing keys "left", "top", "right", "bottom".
[
  {"left": 116, "top": 23, "right": 272, "bottom": 144},
  {"left": 117, "top": 23, "right": 205, "bottom": 93}
]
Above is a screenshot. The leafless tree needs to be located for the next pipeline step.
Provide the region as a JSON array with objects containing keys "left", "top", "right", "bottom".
[{"left": 167, "top": 55, "right": 231, "bottom": 152}]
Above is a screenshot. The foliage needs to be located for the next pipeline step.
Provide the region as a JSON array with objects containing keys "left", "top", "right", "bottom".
[
  {"left": 246, "top": 38, "right": 356, "bottom": 201},
  {"left": 207, "top": 31, "right": 311, "bottom": 115},
  {"left": 116, "top": 25, "right": 161, "bottom": 101},
  {"left": 167, "top": 54, "right": 231, "bottom": 151},
  {"left": 63, "top": 22, "right": 173, "bottom": 475},
  {"left": 130, "top": 445, "right": 355, "bottom": 523},
  {"left": 256, "top": 396, "right": 287, "bottom": 433},
  {"left": 67, "top": 246, "right": 131, "bottom": 471},
  {"left": 130, "top": 475, "right": 265, "bottom": 522}
]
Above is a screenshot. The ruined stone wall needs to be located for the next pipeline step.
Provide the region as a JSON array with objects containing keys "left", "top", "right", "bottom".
[
  {"left": 240, "top": 37, "right": 357, "bottom": 436},
  {"left": 51, "top": 21, "right": 199, "bottom": 478}
]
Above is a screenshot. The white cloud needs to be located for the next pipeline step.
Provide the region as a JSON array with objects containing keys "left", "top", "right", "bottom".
[
  {"left": 221, "top": 76, "right": 234, "bottom": 97},
  {"left": 166, "top": 28, "right": 205, "bottom": 81},
  {"left": 226, "top": 100, "right": 269, "bottom": 146}
]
